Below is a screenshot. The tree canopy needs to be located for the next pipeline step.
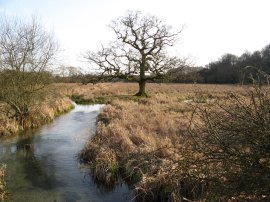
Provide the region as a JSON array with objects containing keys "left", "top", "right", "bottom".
[{"left": 84, "top": 11, "right": 185, "bottom": 96}]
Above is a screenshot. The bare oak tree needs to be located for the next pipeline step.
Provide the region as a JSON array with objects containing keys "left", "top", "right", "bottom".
[
  {"left": 84, "top": 11, "right": 184, "bottom": 96},
  {"left": 0, "top": 16, "right": 58, "bottom": 127}
]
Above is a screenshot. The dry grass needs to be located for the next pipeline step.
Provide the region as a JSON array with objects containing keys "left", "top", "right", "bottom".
[
  {"left": 79, "top": 100, "right": 202, "bottom": 200},
  {"left": 0, "top": 85, "right": 73, "bottom": 137},
  {"left": 0, "top": 165, "right": 6, "bottom": 202},
  {"left": 186, "top": 87, "right": 270, "bottom": 201},
  {"left": 76, "top": 82, "right": 266, "bottom": 201},
  {"left": 61, "top": 82, "right": 247, "bottom": 100}
]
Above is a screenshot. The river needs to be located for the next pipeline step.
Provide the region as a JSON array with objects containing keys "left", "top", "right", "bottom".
[{"left": 0, "top": 104, "right": 132, "bottom": 202}]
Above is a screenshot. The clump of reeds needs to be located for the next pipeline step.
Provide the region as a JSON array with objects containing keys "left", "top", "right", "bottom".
[
  {"left": 80, "top": 142, "right": 119, "bottom": 187},
  {"left": 0, "top": 117, "right": 19, "bottom": 136}
]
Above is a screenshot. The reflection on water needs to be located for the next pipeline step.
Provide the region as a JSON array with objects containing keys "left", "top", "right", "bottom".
[{"left": 0, "top": 104, "right": 132, "bottom": 202}]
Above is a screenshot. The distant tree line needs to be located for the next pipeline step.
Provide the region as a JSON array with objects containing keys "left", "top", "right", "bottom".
[
  {"left": 198, "top": 44, "right": 270, "bottom": 84},
  {"left": 165, "top": 66, "right": 203, "bottom": 83},
  {"left": 165, "top": 43, "right": 270, "bottom": 84}
]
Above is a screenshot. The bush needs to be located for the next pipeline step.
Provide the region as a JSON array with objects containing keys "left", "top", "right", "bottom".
[{"left": 188, "top": 86, "right": 270, "bottom": 200}]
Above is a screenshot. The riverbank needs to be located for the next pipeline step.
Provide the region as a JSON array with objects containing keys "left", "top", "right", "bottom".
[
  {"left": 0, "top": 87, "right": 73, "bottom": 137},
  {"left": 77, "top": 83, "right": 270, "bottom": 201}
]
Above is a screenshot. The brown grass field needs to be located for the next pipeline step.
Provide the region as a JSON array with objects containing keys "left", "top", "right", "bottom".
[
  {"left": 73, "top": 82, "right": 269, "bottom": 201},
  {"left": 62, "top": 82, "right": 247, "bottom": 100}
]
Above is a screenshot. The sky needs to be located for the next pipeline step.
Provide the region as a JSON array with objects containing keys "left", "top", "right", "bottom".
[{"left": 0, "top": 0, "right": 270, "bottom": 69}]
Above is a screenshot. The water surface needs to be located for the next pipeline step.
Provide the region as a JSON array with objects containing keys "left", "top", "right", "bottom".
[{"left": 0, "top": 104, "right": 131, "bottom": 202}]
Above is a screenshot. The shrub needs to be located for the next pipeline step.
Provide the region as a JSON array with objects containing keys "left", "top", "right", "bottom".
[{"left": 188, "top": 86, "right": 270, "bottom": 200}]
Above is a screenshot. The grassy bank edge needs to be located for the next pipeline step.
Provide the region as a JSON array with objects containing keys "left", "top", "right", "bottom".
[
  {"left": 0, "top": 98, "right": 74, "bottom": 137},
  {"left": 78, "top": 95, "right": 187, "bottom": 200}
]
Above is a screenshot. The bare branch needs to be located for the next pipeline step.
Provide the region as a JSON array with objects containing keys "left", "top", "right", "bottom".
[
  {"left": 0, "top": 15, "right": 58, "bottom": 127},
  {"left": 84, "top": 11, "right": 184, "bottom": 96}
]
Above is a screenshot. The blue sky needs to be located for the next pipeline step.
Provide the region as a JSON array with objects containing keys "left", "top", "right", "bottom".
[{"left": 1, "top": 0, "right": 270, "bottom": 69}]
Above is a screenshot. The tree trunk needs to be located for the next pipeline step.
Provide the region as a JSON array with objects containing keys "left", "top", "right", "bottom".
[
  {"left": 135, "top": 56, "right": 148, "bottom": 96},
  {"left": 135, "top": 80, "right": 147, "bottom": 96}
]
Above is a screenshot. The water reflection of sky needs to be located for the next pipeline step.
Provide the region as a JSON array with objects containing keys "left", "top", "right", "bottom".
[{"left": 0, "top": 104, "right": 132, "bottom": 202}]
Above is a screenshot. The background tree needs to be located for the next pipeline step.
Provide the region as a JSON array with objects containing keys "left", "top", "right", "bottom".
[
  {"left": 198, "top": 43, "right": 270, "bottom": 84},
  {"left": 0, "top": 16, "right": 58, "bottom": 127},
  {"left": 166, "top": 66, "right": 203, "bottom": 83},
  {"left": 84, "top": 11, "right": 184, "bottom": 96}
]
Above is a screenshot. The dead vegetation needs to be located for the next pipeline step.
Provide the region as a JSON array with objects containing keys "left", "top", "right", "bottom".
[
  {"left": 77, "top": 82, "right": 269, "bottom": 201},
  {"left": 186, "top": 86, "right": 270, "bottom": 201},
  {"left": 63, "top": 82, "right": 245, "bottom": 104},
  {"left": 0, "top": 85, "right": 73, "bottom": 137},
  {"left": 0, "top": 165, "right": 6, "bottom": 202}
]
